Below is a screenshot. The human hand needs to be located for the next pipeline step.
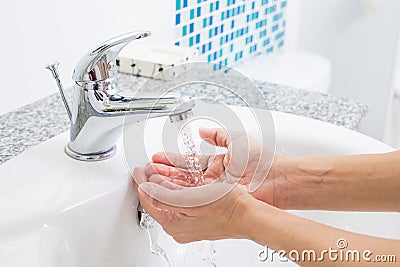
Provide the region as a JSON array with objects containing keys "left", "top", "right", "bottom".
[
  {"left": 134, "top": 167, "right": 255, "bottom": 244},
  {"left": 147, "top": 127, "right": 289, "bottom": 207}
]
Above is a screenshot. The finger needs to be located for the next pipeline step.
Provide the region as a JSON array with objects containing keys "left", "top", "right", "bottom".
[
  {"left": 148, "top": 173, "right": 187, "bottom": 190},
  {"left": 137, "top": 185, "right": 172, "bottom": 224},
  {"left": 203, "top": 176, "right": 218, "bottom": 185},
  {"left": 138, "top": 183, "right": 189, "bottom": 214},
  {"left": 144, "top": 162, "right": 158, "bottom": 176},
  {"left": 147, "top": 162, "right": 221, "bottom": 187},
  {"left": 152, "top": 152, "right": 186, "bottom": 167},
  {"left": 199, "top": 128, "right": 231, "bottom": 148},
  {"left": 152, "top": 152, "right": 211, "bottom": 170},
  {"left": 149, "top": 171, "right": 209, "bottom": 188},
  {"left": 145, "top": 162, "right": 191, "bottom": 180},
  {"left": 133, "top": 167, "right": 148, "bottom": 186}
]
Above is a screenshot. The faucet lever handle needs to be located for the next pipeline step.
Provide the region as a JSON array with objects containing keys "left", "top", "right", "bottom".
[
  {"left": 72, "top": 31, "right": 151, "bottom": 84},
  {"left": 46, "top": 61, "right": 72, "bottom": 121}
]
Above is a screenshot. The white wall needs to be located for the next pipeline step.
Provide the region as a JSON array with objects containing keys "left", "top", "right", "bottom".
[
  {"left": 296, "top": 0, "right": 400, "bottom": 140},
  {"left": 283, "top": 0, "right": 302, "bottom": 52},
  {"left": 383, "top": 33, "right": 400, "bottom": 148},
  {"left": 0, "top": 0, "right": 173, "bottom": 115}
]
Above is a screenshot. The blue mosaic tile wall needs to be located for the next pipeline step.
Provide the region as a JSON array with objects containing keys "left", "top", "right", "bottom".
[{"left": 174, "top": 0, "right": 287, "bottom": 68}]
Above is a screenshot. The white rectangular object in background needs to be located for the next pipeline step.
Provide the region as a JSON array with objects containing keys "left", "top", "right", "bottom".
[{"left": 118, "top": 41, "right": 198, "bottom": 79}]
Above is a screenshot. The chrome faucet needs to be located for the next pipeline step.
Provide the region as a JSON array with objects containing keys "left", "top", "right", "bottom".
[{"left": 47, "top": 31, "right": 194, "bottom": 161}]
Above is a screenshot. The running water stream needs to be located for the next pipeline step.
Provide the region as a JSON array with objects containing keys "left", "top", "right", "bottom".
[
  {"left": 177, "top": 120, "right": 217, "bottom": 266},
  {"left": 178, "top": 121, "right": 205, "bottom": 187},
  {"left": 139, "top": 208, "right": 172, "bottom": 267},
  {"left": 139, "top": 119, "right": 217, "bottom": 266}
]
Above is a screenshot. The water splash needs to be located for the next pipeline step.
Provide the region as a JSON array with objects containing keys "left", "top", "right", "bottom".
[
  {"left": 139, "top": 209, "right": 172, "bottom": 267},
  {"left": 182, "top": 241, "right": 217, "bottom": 266},
  {"left": 140, "top": 209, "right": 217, "bottom": 267}
]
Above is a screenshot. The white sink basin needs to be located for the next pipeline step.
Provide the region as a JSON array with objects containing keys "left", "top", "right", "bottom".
[{"left": 0, "top": 106, "right": 397, "bottom": 267}]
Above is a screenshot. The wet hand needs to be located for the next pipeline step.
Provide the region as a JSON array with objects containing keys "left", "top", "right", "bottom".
[
  {"left": 148, "top": 128, "right": 288, "bottom": 207},
  {"left": 134, "top": 167, "right": 254, "bottom": 244}
]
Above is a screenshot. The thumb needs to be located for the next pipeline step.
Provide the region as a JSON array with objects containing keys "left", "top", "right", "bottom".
[{"left": 199, "top": 128, "right": 230, "bottom": 148}]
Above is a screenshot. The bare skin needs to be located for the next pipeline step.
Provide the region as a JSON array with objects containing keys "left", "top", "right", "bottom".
[{"left": 135, "top": 128, "right": 400, "bottom": 266}]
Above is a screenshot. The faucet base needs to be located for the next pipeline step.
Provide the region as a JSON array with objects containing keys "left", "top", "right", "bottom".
[{"left": 65, "top": 144, "right": 117, "bottom": 162}]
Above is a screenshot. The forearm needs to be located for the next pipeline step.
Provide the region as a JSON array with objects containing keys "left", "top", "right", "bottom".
[
  {"left": 276, "top": 151, "right": 400, "bottom": 211},
  {"left": 243, "top": 199, "right": 400, "bottom": 266}
]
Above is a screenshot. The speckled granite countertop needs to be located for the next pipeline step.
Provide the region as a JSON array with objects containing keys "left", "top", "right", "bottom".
[{"left": 0, "top": 74, "right": 368, "bottom": 165}]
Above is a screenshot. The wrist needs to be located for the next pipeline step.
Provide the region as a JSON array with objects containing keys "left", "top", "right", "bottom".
[
  {"left": 240, "top": 197, "right": 286, "bottom": 244},
  {"left": 232, "top": 193, "right": 260, "bottom": 239},
  {"left": 280, "top": 156, "right": 336, "bottom": 210},
  {"left": 262, "top": 154, "right": 302, "bottom": 209}
]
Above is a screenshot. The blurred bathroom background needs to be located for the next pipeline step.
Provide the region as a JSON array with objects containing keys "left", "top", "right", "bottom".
[{"left": 1, "top": 0, "right": 400, "bottom": 148}]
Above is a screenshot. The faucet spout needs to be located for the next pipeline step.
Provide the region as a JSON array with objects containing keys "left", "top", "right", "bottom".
[
  {"left": 66, "top": 90, "right": 194, "bottom": 161},
  {"left": 47, "top": 31, "right": 195, "bottom": 161}
]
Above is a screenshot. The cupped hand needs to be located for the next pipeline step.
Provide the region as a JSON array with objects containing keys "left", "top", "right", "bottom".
[
  {"left": 134, "top": 167, "right": 255, "bottom": 244},
  {"left": 147, "top": 128, "right": 290, "bottom": 207}
]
